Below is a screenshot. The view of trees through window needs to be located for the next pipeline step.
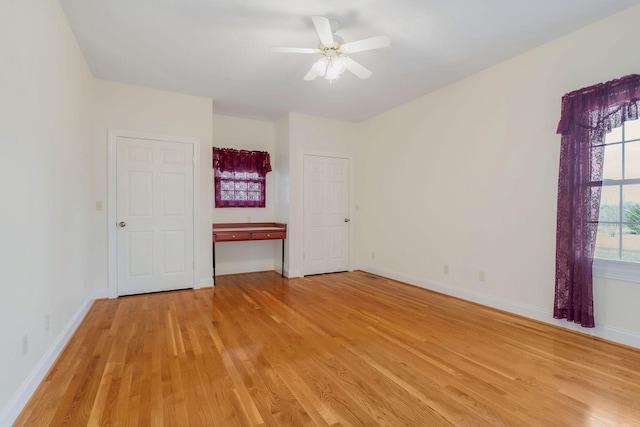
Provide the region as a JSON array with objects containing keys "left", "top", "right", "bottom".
[{"left": 595, "top": 119, "right": 640, "bottom": 262}]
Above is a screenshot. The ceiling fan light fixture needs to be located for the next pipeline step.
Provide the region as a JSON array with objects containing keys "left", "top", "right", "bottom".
[
  {"left": 325, "top": 58, "right": 346, "bottom": 81},
  {"left": 312, "top": 58, "right": 328, "bottom": 76},
  {"left": 271, "top": 15, "right": 390, "bottom": 82}
]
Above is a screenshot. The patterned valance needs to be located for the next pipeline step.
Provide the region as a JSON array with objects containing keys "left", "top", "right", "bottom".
[{"left": 212, "top": 147, "right": 272, "bottom": 175}]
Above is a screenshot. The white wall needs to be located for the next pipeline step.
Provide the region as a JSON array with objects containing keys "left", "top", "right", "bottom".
[
  {"left": 275, "top": 114, "right": 291, "bottom": 273},
  {"left": 91, "top": 79, "right": 214, "bottom": 289},
  {"left": 354, "top": 5, "right": 640, "bottom": 346},
  {"left": 212, "top": 114, "right": 278, "bottom": 274},
  {"left": 287, "top": 113, "right": 358, "bottom": 277},
  {"left": 0, "top": 0, "right": 94, "bottom": 420}
]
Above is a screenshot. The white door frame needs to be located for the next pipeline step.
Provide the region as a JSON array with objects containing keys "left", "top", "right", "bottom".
[{"left": 107, "top": 129, "right": 200, "bottom": 298}]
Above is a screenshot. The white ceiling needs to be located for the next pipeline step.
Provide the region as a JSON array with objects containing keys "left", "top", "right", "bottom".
[{"left": 59, "top": 0, "right": 640, "bottom": 123}]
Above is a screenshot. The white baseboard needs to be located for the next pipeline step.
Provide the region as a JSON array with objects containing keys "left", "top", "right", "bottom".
[
  {"left": 286, "top": 268, "right": 301, "bottom": 278},
  {"left": 196, "top": 277, "right": 214, "bottom": 288},
  {"left": 0, "top": 291, "right": 101, "bottom": 426},
  {"left": 360, "top": 265, "right": 640, "bottom": 349},
  {"left": 214, "top": 260, "right": 277, "bottom": 276}
]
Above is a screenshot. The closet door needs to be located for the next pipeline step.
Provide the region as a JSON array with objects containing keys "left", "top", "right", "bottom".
[
  {"left": 116, "top": 136, "right": 194, "bottom": 296},
  {"left": 303, "top": 155, "right": 349, "bottom": 275}
]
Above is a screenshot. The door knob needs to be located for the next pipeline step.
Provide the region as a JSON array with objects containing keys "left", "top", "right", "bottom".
[
  {"left": 344, "top": 218, "right": 351, "bottom": 223},
  {"left": 118, "top": 221, "right": 126, "bottom": 227}
]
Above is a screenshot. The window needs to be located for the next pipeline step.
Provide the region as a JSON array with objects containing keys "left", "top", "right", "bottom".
[
  {"left": 595, "top": 119, "right": 640, "bottom": 261},
  {"left": 594, "top": 119, "right": 640, "bottom": 282},
  {"left": 215, "top": 170, "right": 265, "bottom": 207},
  {"left": 212, "top": 147, "right": 271, "bottom": 208}
]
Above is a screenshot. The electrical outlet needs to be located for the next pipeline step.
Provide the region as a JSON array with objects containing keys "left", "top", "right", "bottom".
[
  {"left": 444, "top": 265, "right": 449, "bottom": 274},
  {"left": 371, "top": 251, "right": 375, "bottom": 259},
  {"left": 95, "top": 201, "right": 104, "bottom": 211},
  {"left": 45, "top": 314, "right": 50, "bottom": 332},
  {"left": 22, "top": 335, "right": 28, "bottom": 356},
  {"left": 479, "top": 271, "right": 486, "bottom": 282}
]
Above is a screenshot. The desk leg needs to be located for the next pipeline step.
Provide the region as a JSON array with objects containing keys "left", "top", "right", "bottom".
[
  {"left": 212, "top": 241, "right": 216, "bottom": 285},
  {"left": 281, "top": 239, "right": 285, "bottom": 278}
]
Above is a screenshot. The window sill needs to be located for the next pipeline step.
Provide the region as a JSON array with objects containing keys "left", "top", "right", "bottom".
[{"left": 593, "top": 259, "right": 640, "bottom": 284}]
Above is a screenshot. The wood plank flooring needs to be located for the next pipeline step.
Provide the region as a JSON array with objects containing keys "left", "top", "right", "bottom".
[{"left": 16, "top": 271, "right": 640, "bottom": 426}]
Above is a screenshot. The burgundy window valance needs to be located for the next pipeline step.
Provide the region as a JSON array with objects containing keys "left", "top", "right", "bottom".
[{"left": 212, "top": 147, "right": 272, "bottom": 175}]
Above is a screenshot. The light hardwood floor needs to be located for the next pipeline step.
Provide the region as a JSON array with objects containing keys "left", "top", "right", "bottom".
[{"left": 16, "top": 271, "right": 640, "bottom": 426}]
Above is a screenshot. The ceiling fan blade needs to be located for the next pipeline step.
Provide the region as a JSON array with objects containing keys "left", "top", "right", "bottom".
[
  {"left": 271, "top": 47, "right": 319, "bottom": 54},
  {"left": 342, "top": 57, "right": 372, "bottom": 79},
  {"left": 311, "top": 15, "right": 335, "bottom": 47},
  {"left": 341, "top": 35, "right": 391, "bottom": 54},
  {"left": 303, "top": 67, "right": 319, "bottom": 81}
]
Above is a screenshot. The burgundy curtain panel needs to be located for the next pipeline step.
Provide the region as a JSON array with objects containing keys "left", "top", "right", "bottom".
[{"left": 554, "top": 74, "right": 640, "bottom": 327}]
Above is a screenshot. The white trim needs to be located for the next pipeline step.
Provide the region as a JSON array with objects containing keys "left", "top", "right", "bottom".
[
  {"left": 0, "top": 292, "right": 101, "bottom": 426},
  {"left": 192, "top": 136, "right": 202, "bottom": 291},
  {"left": 593, "top": 258, "right": 640, "bottom": 283},
  {"left": 359, "top": 264, "right": 640, "bottom": 349},
  {"left": 107, "top": 129, "right": 200, "bottom": 298}
]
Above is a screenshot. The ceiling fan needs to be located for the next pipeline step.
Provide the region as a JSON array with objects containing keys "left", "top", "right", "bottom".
[{"left": 271, "top": 15, "right": 390, "bottom": 82}]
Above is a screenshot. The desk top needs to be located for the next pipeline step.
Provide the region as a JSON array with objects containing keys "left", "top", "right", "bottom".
[{"left": 212, "top": 222, "right": 286, "bottom": 233}]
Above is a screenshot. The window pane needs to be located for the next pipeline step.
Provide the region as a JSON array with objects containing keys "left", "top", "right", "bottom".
[
  {"left": 625, "top": 119, "right": 640, "bottom": 141},
  {"left": 623, "top": 185, "right": 640, "bottom": 244},
  {"left": 623, "top": 184, "right": 640, "bottom": 209},
  {"left": 624, "top": 185, "right": 640, "bottom": 231},
  {"left": 625, "top": 141, "right": 640, "bottom": 179},
  {"left": 599, "top": 185, "right": 621, "bottom": 222},
  {"left": 595, "top": 226, "right": 620, "bottom": 260},
  {"left": 626, "top": 203, "right": 640, "bottom": 224},
  {"left": 622, "top": 233, "right": 640, "bottom": 262},
  {"left": 602, "top": 143, "right": 622, "bottom": 180},
  {"left": 605, "top": 126, "right": 623, "bottom": 143}
]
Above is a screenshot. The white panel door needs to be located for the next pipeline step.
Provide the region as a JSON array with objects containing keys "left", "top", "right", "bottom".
[
  {"left": 116, "top": 136, "right": 194, "bottom": 296},
  {"left": 303, "top": 155, "right": 349, "bottom": 275}
]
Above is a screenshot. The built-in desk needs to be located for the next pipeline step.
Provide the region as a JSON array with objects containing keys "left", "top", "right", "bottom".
[{"left": 212, "top": 222, "right": 287, "bottom": 284}]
